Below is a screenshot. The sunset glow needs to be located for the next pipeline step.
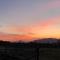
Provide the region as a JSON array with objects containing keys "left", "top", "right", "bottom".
[{"left": 0, "top": 0, "right": 60, "bottom": 42}]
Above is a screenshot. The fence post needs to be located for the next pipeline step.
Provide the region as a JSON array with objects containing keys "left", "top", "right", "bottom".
[{"left": 35, "top": 45, "right": 39, "bottom": 60}]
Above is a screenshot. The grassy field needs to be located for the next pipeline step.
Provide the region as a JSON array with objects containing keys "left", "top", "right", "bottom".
[{"left": 0, "top": 43, "right": 60, "bottom": 60}]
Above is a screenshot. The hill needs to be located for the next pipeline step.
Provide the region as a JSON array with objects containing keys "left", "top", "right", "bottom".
[{"left": 0, "top": 38, "right": 60, "bottom": 60}]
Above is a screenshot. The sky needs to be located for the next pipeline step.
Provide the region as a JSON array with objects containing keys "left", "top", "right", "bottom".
[{"left": 0, "top": 0, "right": 60, "bottom": 42}]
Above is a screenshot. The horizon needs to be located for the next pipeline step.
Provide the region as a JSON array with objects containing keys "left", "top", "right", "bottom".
[
  {"left": 0, "top": 0, "right": 60, "bottom": 42},
  {"left": 0, "top": 38, "right": 60, "bottom": 43}
]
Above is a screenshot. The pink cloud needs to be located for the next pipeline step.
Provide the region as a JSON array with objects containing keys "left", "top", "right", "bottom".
[
  {"left": 0, "top": 33, "right": 37, "bottom": 42},
  {"left": 0, "top": 16, "right": 60, "bottom": 34},
  {"left": 35, "top": 0, "right": 60, "bottom": 12},
  {"left": 34, "top": 16, "right": 60, "bottom": 30}
]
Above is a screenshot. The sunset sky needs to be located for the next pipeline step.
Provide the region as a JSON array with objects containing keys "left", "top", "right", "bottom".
[{"left": 0, "top": 0, "right": 60, "bottom": 42}]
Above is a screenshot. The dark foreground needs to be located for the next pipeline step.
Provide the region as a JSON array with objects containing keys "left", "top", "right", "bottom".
[{"left": 0, "top": 41, "right": 60, "bottom": 60}]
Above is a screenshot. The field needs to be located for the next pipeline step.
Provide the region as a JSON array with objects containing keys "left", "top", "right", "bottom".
[{"left": 0, "top": 42, "right": 60, "bottom": 60}]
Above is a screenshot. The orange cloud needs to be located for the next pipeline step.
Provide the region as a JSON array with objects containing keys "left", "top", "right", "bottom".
[
  {"left": 0, "top": 33, "right": 37, "bottom": 42},
  {"left": 0, "top": 16, "right": 60, "bottom": 34},
  {"left": 0, "top": 17, "right": 60, "bottom": 42}
]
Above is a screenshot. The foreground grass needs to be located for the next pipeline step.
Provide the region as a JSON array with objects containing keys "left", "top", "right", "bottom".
[{"left": 0, "top": 43, "right": 60, "bottom": 60}]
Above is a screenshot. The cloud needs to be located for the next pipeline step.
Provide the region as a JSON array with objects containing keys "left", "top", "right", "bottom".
[
  {"left": 41, "top": 0, "right": 60, "bottom": 11},
  {"left": 37, "top": 16, "right": 60, "bottom": 28},
  {"left": 0, "top": 32, "right": 37, "bottom": 42},
  {"left": 0, "top": 16, "right": 60, "bottom": 34}
]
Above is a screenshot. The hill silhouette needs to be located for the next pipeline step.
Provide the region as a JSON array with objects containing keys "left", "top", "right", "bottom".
[
  {"left": 0, "top": 38, "right": 60, "bottom": 48},
  {"left": 32, "top": 38, "right": 60, "bottom": 43},
  {"left": 0, "top": 38, "right": 60, "bottom": 60}
]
